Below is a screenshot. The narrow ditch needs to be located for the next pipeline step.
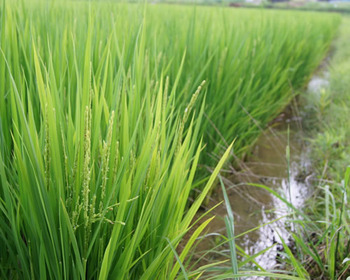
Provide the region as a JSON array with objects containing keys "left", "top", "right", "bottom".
[{"left": 188, "top": 66, "right": 330, "bottom": 276}]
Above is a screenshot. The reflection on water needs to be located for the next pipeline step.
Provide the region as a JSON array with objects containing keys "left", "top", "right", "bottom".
[
  {"left": 210, "top": 121, "right": 312, "bottom": 272},
  {"left": 187, "top": 73, "right": 329, "bottom": 278},
  {"left": 190, "top": 113, "right": 313, "bottom": 277},
  {"left": 231, "top": 126, "right": 312, "bottom": 273}
]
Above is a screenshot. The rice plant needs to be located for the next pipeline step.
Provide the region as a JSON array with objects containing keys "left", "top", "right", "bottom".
[{"left": 0, "top": 0, "right": 341, "bottom": 278}]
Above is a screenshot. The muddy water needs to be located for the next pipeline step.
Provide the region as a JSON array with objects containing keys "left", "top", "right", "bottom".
[
  {"left": 190, "top": 72, "right": 330, "bottom": 276},
  {"left": 226, "top": 120, "right": 312, "bottom": 268},
  {"left": 196, "top": 113, "right": 313, "bottom": 271}
]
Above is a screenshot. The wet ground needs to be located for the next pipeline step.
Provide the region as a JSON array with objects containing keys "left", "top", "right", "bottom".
[
  {"left": 191, "top": 108, "right": 312, "bottom": 272},
  {"left": 187, "top": 69, "right": 330, "bottom": 278}
]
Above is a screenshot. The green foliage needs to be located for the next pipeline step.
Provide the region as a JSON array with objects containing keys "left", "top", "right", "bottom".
[
  {"left": 0, "top": 0, "right": 340, "bottom": 279},
  {"left": 238, "top": 19, "right": 350, "bottom": 279},
  {"left": 300, "top": 17, "right": 350, "bottom": 279}
]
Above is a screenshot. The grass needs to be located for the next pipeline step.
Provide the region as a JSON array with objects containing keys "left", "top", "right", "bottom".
[
  {"left": 299, "top": 17, "right": 350, "bottom": 279},
  {"left": 0, "top": 2, "right": 233, "bottom": 277},
  {"left": 215, "top": 17, "right": 350, "bottom": 279},
  {"left": 0, "top": 0, "right": 342, "bottom": 278},
  {"left": 1, "top": 1, "right": 339, "bottom": 164}
]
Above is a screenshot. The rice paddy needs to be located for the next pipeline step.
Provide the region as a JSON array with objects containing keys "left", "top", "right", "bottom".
[{"left": 0, "top": 0, "right": 343, "bottom": 279}]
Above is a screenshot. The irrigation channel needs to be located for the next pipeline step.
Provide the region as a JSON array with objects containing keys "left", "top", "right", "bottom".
[{"left": 189, "top": 66, "right": 330, "bottom": 274}]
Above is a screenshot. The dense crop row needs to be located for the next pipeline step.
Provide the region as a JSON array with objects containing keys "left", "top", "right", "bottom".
[{"left": 0, "top": 1, "right": 339, "bottom": 279}]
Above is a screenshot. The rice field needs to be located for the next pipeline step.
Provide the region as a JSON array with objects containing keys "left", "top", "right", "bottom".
[{"left": 0, "top": 0, "right": 341, "bottom": 279}]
